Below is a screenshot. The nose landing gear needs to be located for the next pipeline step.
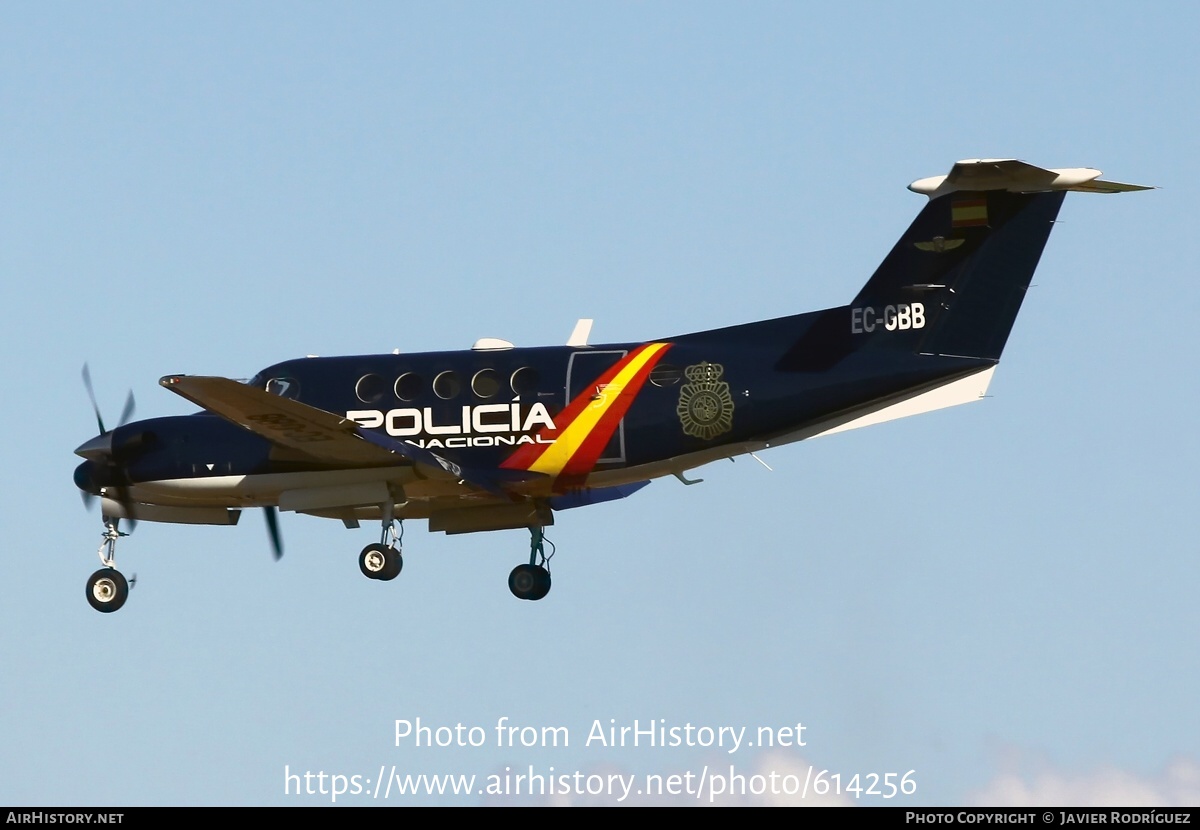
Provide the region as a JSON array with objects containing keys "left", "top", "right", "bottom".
[{"left": 86, "top": 518, "right": 131, "bottom": 613}]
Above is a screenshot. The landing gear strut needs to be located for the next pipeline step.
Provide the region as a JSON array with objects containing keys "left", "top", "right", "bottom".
[
  {"left": 86, "top": 518, "right": 131, "bottom": 612},
  {"left": 360, "top": 504, "right": 403, "bottom": 581},
  {"left": 509, "top": 526, "right": 552, "bottom": 601}
]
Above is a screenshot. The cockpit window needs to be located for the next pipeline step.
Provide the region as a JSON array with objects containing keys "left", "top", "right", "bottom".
[{"left": 265, "top": 377, "right": 301, "bottom": 399}]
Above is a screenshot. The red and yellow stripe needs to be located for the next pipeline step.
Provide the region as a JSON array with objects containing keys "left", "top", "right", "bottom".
[{"left": 502, "top": 342, "right": 672, "bottom": 483}]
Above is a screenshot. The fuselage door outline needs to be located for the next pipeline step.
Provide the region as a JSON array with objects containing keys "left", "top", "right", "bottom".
[{"left": 565, "top": 350, "right": 628, "bottom": 464}]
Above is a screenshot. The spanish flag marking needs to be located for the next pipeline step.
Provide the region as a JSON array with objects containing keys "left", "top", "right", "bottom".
[
  {"left": 951, "top": 198, "right": 988, "bottom": 228},
  {"left": 501, "top": 342, "right": 672, "bottom": 477}
]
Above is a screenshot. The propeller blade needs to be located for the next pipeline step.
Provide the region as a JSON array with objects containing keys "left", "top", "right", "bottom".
[
  {"left": 264, "top": 506, "right": 283, "bottom": 560},
  {"left": 117, "top": 390, "right": 136, "bottom": 428},
  {"left": 81, "top": 490, "right": 95, "bottom": 510},
  {"left": 81, "top": 364, "right": 106, "bottom": 434}
]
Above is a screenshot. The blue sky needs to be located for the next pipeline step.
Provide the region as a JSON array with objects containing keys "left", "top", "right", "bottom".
[{"left": 1, "top": 2, "right": 1196, "bottom": 806}]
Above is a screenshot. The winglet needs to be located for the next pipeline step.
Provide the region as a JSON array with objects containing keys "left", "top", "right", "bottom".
[
  {"left": 566, "top": 319, "right": 593, "bottom": 347},
  {"left": 908, "top": 159, "right": 1153, "bottom": 199}
]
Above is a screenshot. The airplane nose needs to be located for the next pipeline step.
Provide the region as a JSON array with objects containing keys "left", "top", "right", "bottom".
[{"left": 75, "top": 432, "right": 113, "bottom": 460}]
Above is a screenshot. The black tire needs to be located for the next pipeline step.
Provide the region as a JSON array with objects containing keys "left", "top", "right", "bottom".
[
  {"left": 380, "top": 549, "right": 402, "bottom": 581},
  {"left": 86, "top": 568, "right": 129, "bottom": 613},
  {"left": 532, "top": 566, "right": 551, "bottom": 600},
  {"left": 509, "top": 564, "right": 551, "bottom": 601},
  {"left": 359, "top": 544, "right": 402, "bottom": 581}
]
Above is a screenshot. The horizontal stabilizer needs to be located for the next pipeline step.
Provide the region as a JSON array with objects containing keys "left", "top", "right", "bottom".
[
  {"left": 1066, "top": 178, "right": 1154, "bottom": 194},
  {"left": 809, "top": 366, "right": 996, "bottom": 439},
  {"left": 909, "top": 159, "right": 1152, "bottom": 199}
]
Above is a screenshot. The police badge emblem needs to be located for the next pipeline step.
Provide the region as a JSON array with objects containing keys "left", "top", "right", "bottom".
[{"left": 677, "top": 362, "right": 734, "bottom": 440}]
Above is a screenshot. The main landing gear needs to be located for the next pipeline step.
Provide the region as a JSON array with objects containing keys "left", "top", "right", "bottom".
[
  {"left": 355, "top": 511, "right": 553, "bottom": 600},
  {"left": 508, "top": 526, "right": 552, "bottom": 601},
  {"left": 86, "top": 518, "right": 132, "bottom": 613},
  {"left": 359, "top": 506, "right": 403, "bottom": 582}
]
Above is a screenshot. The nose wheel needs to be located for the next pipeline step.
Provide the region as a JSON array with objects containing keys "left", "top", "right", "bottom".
[
  {"left": 86, "top": 567, "right": 129, "bottom": 613},
  {"left": 85, "top": 518, "right": 132, "bottom": 613}
]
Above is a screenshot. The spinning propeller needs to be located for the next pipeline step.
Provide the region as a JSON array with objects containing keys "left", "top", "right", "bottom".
[
  {"left": 82, "top": 363, "right": 135, "bottom": 438},
  {"left": 264, "top": 506, "right": 284, "bottom": 560},
  {"left": 79, "top": 365, "right": 285, "bottom": 560},
  {"left": 77, "top": 364, "right": 139, "bottom": 528}
]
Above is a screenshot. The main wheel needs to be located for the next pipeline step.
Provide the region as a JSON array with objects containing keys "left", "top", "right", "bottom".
[
  {"left": 359, "top": 544, "right": 402, "bottom": 581},
  {"left": 530, "top": 566, "right": 551, "bottom": 600},
  {"left": 86, "top": 568, "right": 129, "bottom": 613},
  {"left": 508, "top": 564, "right": 551, "bottom": 601}
]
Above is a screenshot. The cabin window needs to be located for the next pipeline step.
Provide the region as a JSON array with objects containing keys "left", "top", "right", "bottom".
[
  {"left": 472, "top": 368, "right": 501, "bottom": 398},
  {"left": 649, "top": 364, "right": 683, "bottom": 387},
  {"left": 510, "top": 366, "right": 540, "bottom": 397},
  {"left": 433, "top": 371, "right": 461, "bottom": 400},
  {"left": 356, "top": 373, "right": 386, "bottom": 403},
  {"left": 394, "top": 372, "right": 423, "bottom": 402}
]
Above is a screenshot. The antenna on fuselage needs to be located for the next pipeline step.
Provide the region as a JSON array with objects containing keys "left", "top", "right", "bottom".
[{"left": 566, "top": 319, "right": 593, "bottom": 347}]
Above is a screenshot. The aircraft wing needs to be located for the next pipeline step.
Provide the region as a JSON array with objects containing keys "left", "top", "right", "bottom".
[
  {"left": 159, "top": 375, "right": 538, "bottom": 495},
  {"left": 161, "top": 375, "right": 401, "bottom": 465}
]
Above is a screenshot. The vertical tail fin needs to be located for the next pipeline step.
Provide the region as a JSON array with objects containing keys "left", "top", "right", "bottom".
[
  {"left": 771, "top": 161, "right": 1148, "bottom": 435},
  {"left": 852, "top": 188, "right": 1066, "bottom": 361},
  {"left": 877, "top": 158, "right": 1150, "bottom": 361},
  {"left": 777, "top": 161, "right": 1148, "bottom": 374}
]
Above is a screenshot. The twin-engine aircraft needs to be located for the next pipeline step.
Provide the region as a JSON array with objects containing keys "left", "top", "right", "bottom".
[{"left": 73, "top": 159, "right": 1149, "bottom": 612}]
